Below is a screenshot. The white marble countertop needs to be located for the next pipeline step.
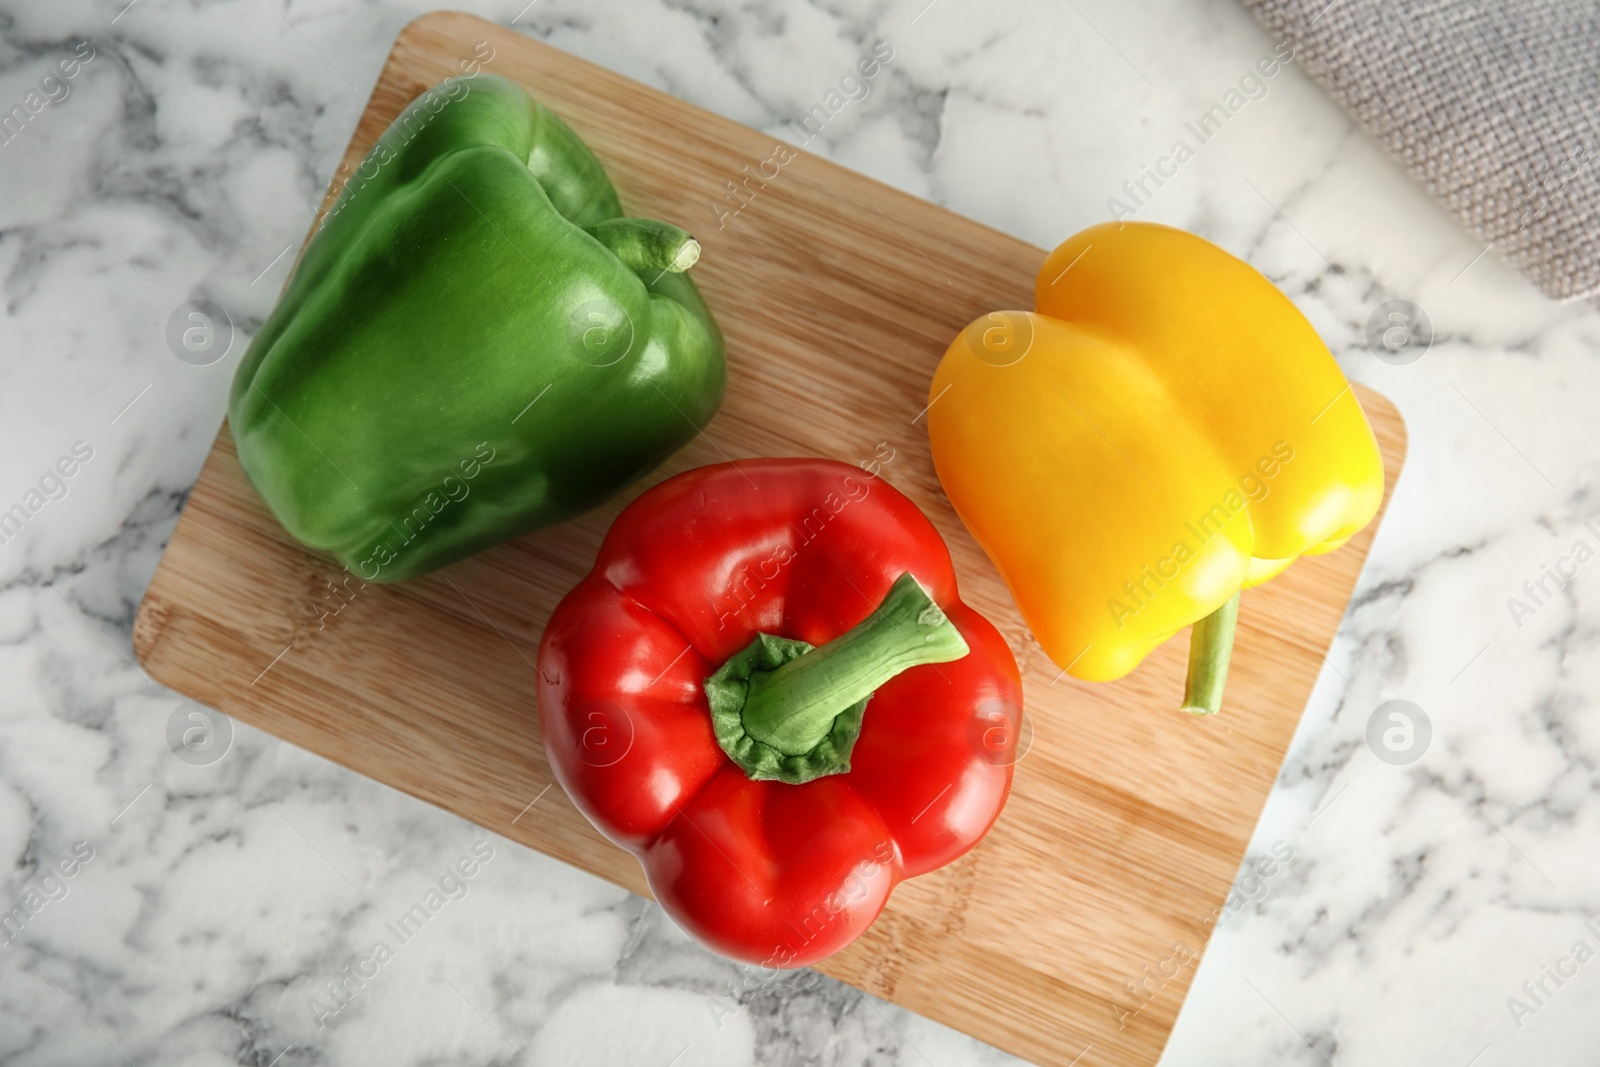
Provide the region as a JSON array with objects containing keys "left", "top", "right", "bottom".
[{"left": 2, "top": 0, "right": 1597, "bottom": 1064}]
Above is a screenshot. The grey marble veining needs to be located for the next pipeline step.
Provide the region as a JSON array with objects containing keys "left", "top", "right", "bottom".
[{"left": 1, "top": 0, "right": 1598, "bottom": 1064}]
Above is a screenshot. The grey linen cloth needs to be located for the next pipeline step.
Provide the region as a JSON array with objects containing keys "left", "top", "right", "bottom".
[{"left": 1241, "top": 0, "right": 1600, "bottom": 302}]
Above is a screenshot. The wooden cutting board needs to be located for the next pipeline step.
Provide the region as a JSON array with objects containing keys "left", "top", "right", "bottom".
[{"left": 133, "top": 13, "right": 1406, "bottom": 1066}]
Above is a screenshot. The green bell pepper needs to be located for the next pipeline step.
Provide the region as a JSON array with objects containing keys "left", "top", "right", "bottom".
[{"left": 230, "top": 74, "right": 725, "bottom": 583}]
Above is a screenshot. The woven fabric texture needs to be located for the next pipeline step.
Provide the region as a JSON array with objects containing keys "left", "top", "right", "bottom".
[{"left": 1241, "top": 0, "right": 1600, "bottom": 301}]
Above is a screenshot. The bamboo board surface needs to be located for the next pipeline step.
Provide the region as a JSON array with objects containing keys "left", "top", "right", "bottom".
[{"left": 132, "top": 13, "right": 1407, "bottom": 1066}]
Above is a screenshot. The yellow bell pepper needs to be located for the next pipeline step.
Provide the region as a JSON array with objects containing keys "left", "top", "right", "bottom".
[{"left": 926, "top": 222, "right": 1384, "bottom": 714}]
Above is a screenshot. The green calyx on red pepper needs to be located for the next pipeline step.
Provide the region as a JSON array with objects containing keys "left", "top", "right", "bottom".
[
  {"left": 705, "top": 574, "right": 970, "bottom": 785},
  {"left": 539, "top": 458, "right": 1022, "bottom": 967}
]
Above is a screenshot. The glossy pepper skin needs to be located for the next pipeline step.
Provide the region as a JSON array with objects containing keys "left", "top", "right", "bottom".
[
  {"left": 230, "top": 75, "right": 724, "bottom": 583},
  {"left": 538, "top": 459, "right": 1023, "bottom": 967},
  {"left": 928, "top": 222, "right": 1383, "bottom": 713}
]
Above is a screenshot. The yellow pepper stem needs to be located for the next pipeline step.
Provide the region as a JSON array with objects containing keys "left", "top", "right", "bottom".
[{"left": 1181, "top": 591, "right": 1240, "bottom": 716}]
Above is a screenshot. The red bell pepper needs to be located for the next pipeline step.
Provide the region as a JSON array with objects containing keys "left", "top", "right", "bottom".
[{"left": 538, "top": 458, "right": 1022, "bottom": 967}]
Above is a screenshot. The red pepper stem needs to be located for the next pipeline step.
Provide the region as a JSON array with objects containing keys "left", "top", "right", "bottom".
[
  {"left": 739, "top": 573, "right": 970, "bottom": 756},
  {"left": 1181, "top": 590, "right": 1240, "bottom": 716}
]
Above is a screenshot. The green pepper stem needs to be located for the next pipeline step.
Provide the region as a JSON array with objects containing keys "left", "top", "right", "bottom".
[
  {"left": 1181, "top": 590, "right": 1240, "bottom": 716},
  {"left": 739, "top": 573, "right": 970, "bottom": 756},
  {"left": 588, "top": 217, "right": 700, "bottom": 274}
]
